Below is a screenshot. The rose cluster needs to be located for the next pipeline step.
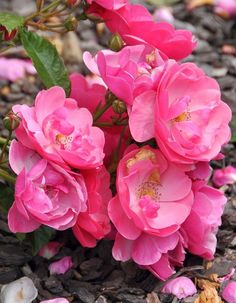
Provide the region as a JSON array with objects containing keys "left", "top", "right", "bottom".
[{"left": 8, "top": 0, "right": 231, "bottom": 280}]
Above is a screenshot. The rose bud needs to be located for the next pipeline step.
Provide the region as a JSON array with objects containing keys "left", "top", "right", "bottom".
[
  {"left": 3, "top": 112, "right": 21, "bottom": 131},
  {"left": 109, "top": 34, "right": 124, "bottom": 52}
]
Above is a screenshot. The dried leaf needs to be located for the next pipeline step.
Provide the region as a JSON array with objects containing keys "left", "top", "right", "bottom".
[{"left": 194, "top": 287, "right": 223, "bottom": 303}]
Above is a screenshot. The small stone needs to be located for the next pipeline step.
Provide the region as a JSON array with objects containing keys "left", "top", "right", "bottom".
[
  {"left": 62, "top": 32, "right": 82, "bottom": 64},
  {"left": 95, "top": 295, "right": 108, "bottom": 303}
]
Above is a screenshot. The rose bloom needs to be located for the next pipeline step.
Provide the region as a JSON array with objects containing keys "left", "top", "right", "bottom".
[
  {"left": 70, "top": 72, "right": 129, "bottom": 167},
  {"left": 129, "top": 60, "right": 231, "bottom": 164},
  {"left": 84, "top": 44, "right": 166, "bottom": 105},
  {"left": 73, "top": 166, "right": 112, "bottom": 247},
  {"left": 212, "top": 165, "right": 236, "bottom": 187},
  {"left": 13, "top": 86, "right": 105, "bottom": 169},
  {"left": 8, "top": 140, "right": 87, "bottom": 233},
  {"left": 86, "top": 0, "right": 127, "bottom": 10},
  {"left": 108, "top": 146, "right": 194, "bottom": 279},
  {"left": 87, "top": 3, "right": 196, "bottom": 60},
  {"left": 181, "top": 181, "right": 227, "bottom": 260}
]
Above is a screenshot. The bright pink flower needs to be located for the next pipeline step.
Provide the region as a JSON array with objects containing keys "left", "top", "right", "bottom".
[
  {"left": 49, "top": 256, "right": 73, "bottom": 275},
  {"left": 8, "top": 140, "right": 87, "bottom": 233},
  {"left": 69, "top": 73, "right": 110, "bottom": 121},
  {"left": 87, "top": 3, "right": 196, "bottom": 60},
  {"left": 153, "top": 7, "right": 174, "bottom": 24},
  {"left": 73, "top": 166, "right": 112, "bottom": 247},
  {"left": 13, "top": 86, "right": 105, "bottom": 169},
  {"left": 84, "top": 45, "right": 165, "bottom": 105},
  {"left": 69, "top": 73, "right": 129, "bottom": 167},
  {"left": 212, "top": 165, "right": 236, "bottom": 187},
  {"left": 0, "top": 58, "right": 36, "bottom": 81},
  {"left": 108, "top": 146, "right": 193, "bottom": 279},
  {"left": 222, "top": 281, "right": 236, "bottom": 303},
  {"left": 38, "top": 242, "right": 62, "bottom": 259},
  {"left": 182, "top": 181, "right": 227, "bottom": 260},
  {"left": 129, "top": 60, "right": 231, "bottom": 164},
  {"left": 40, "top": 299, "right": 69, "bottom": 303},
  {"left": 86, "top": 0, "right": 127, "bottom": 10},
  {"left": 162, "top": 277, "right": 197, "bottom": 299},
  {"left": 214, "top": 0, "right": 236, "bottom": 18}
]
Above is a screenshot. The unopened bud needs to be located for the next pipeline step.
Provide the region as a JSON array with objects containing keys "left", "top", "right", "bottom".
[
  {"left": 109, "top": 34, "right": 124, "bottom": 52},
  {"left": 105, "top": 91, "right": 117, "bottom": 104},
  {"left": 0, "top": 26, "right": 17, "bottom": 41},
  {"left": 64, "top": 17, "right": 78, "bottom": 31},
  {"left": 3, "top": 112, "right": 21, "bottom": 131},
  {"left": 112, "top": 100, "right": 127, "bottom": 114}
]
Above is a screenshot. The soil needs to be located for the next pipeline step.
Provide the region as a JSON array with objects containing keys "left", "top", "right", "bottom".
[{"left": 0, "top": 1, "right": 236, "bottom": 302}]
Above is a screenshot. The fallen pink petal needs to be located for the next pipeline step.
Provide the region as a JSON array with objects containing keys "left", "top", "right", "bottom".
[
  {"left": 222, "top": 281, "right": 236, "bottom": 303},
  {"left": 0, "top": 57, "right": 36, "bottom": 81},
  {"left": 162, "top": 277, "right": 197, "bottom": 299},
  {"left": 49, "top": 256, "right": 73, "bottom": 275},
  {"left": 38, "top": 242, "right": 62, "bottom": 259},
  {"left": 212, "top": 165, "right": 236, "bottom": 187}
]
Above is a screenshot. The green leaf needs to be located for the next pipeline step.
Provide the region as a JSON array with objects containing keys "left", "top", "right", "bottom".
[
  {"left": 16, "top": 233, "right": 26, "bottom": 242},
  {"left": 0, "top": 183, "right": 14, "bottom": 214},
  {"left": 20, "top": 28, "right": 71, "bottom": 96},
  {"left": 0, "top": 12, "right": 24, "bottom": 32},
  {"left": 30, "top": 226, "right": 55, "bottom": 255}
]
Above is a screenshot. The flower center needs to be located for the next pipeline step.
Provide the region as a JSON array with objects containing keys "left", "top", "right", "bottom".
[
  {"left": 127, "top": 149, "right": 156, "bottom": 169},
  {"left": 55, "top": 134, "right": 73, "bottom": 150},
  {"left": 174, "top": 111, "right": 191, "bottom": 123},
  {"left": 137, "top": 170, "right": 162, "bottom": 218}
]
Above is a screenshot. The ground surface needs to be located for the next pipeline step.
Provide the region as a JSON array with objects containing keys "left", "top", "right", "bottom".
[{"left": 0, "top": 1, "right": 236, "bottom": 302}]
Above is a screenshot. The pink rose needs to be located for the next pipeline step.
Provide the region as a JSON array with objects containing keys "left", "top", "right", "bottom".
[
  {"left": 182, "top": 181, "right": 227, "bottom": 259},
  {"left": 84, "top": 45, "right": 165, "bottom": 105},
  {"left": 86, "top": 0, "right": 127, "bottom": 10},
  {"left": 108, "top": 146, "right": 193, "bottom": 279},
  {"left": 49, "top": 256, "right": 73, "bottom": 275},
  {"left": 129, "top": 60, "right": 231, "bottom": 164},
  {"left": 8, "top": 140, "right": 87, "bottom": 233},
  {"left": 69, "top": 73, "right": 129, "bottom": 167},
  {"left": 221, "top": 281, "right": 236, "bottom": 303},
  {"left": 87, "top": 3, "right": 196, "bottom": 60},
  {"left": 73, "top": 166, "right": 112, "bottom": 247},
  {"left": 162, "top": 277, "right": 197, "bottom": 299},
  {"left": 13, "top": 86, "right": 105, "bottom": 169},
  {"left": 212, "top": 165, "right": 236, "bottom": 187}
]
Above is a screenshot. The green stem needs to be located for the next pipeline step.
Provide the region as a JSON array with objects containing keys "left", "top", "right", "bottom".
[
  {"left": 0, "top": 168, "right": 16, "bottom": 183},
  {"left": 0, "top": 131, "right": 12, "bottom": 163},
  {"left": 93, "top": 100, "right": 113, "bottom": 122},
  {"left": 25, "top": 0, "right": 62, "bottom": 23}
]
